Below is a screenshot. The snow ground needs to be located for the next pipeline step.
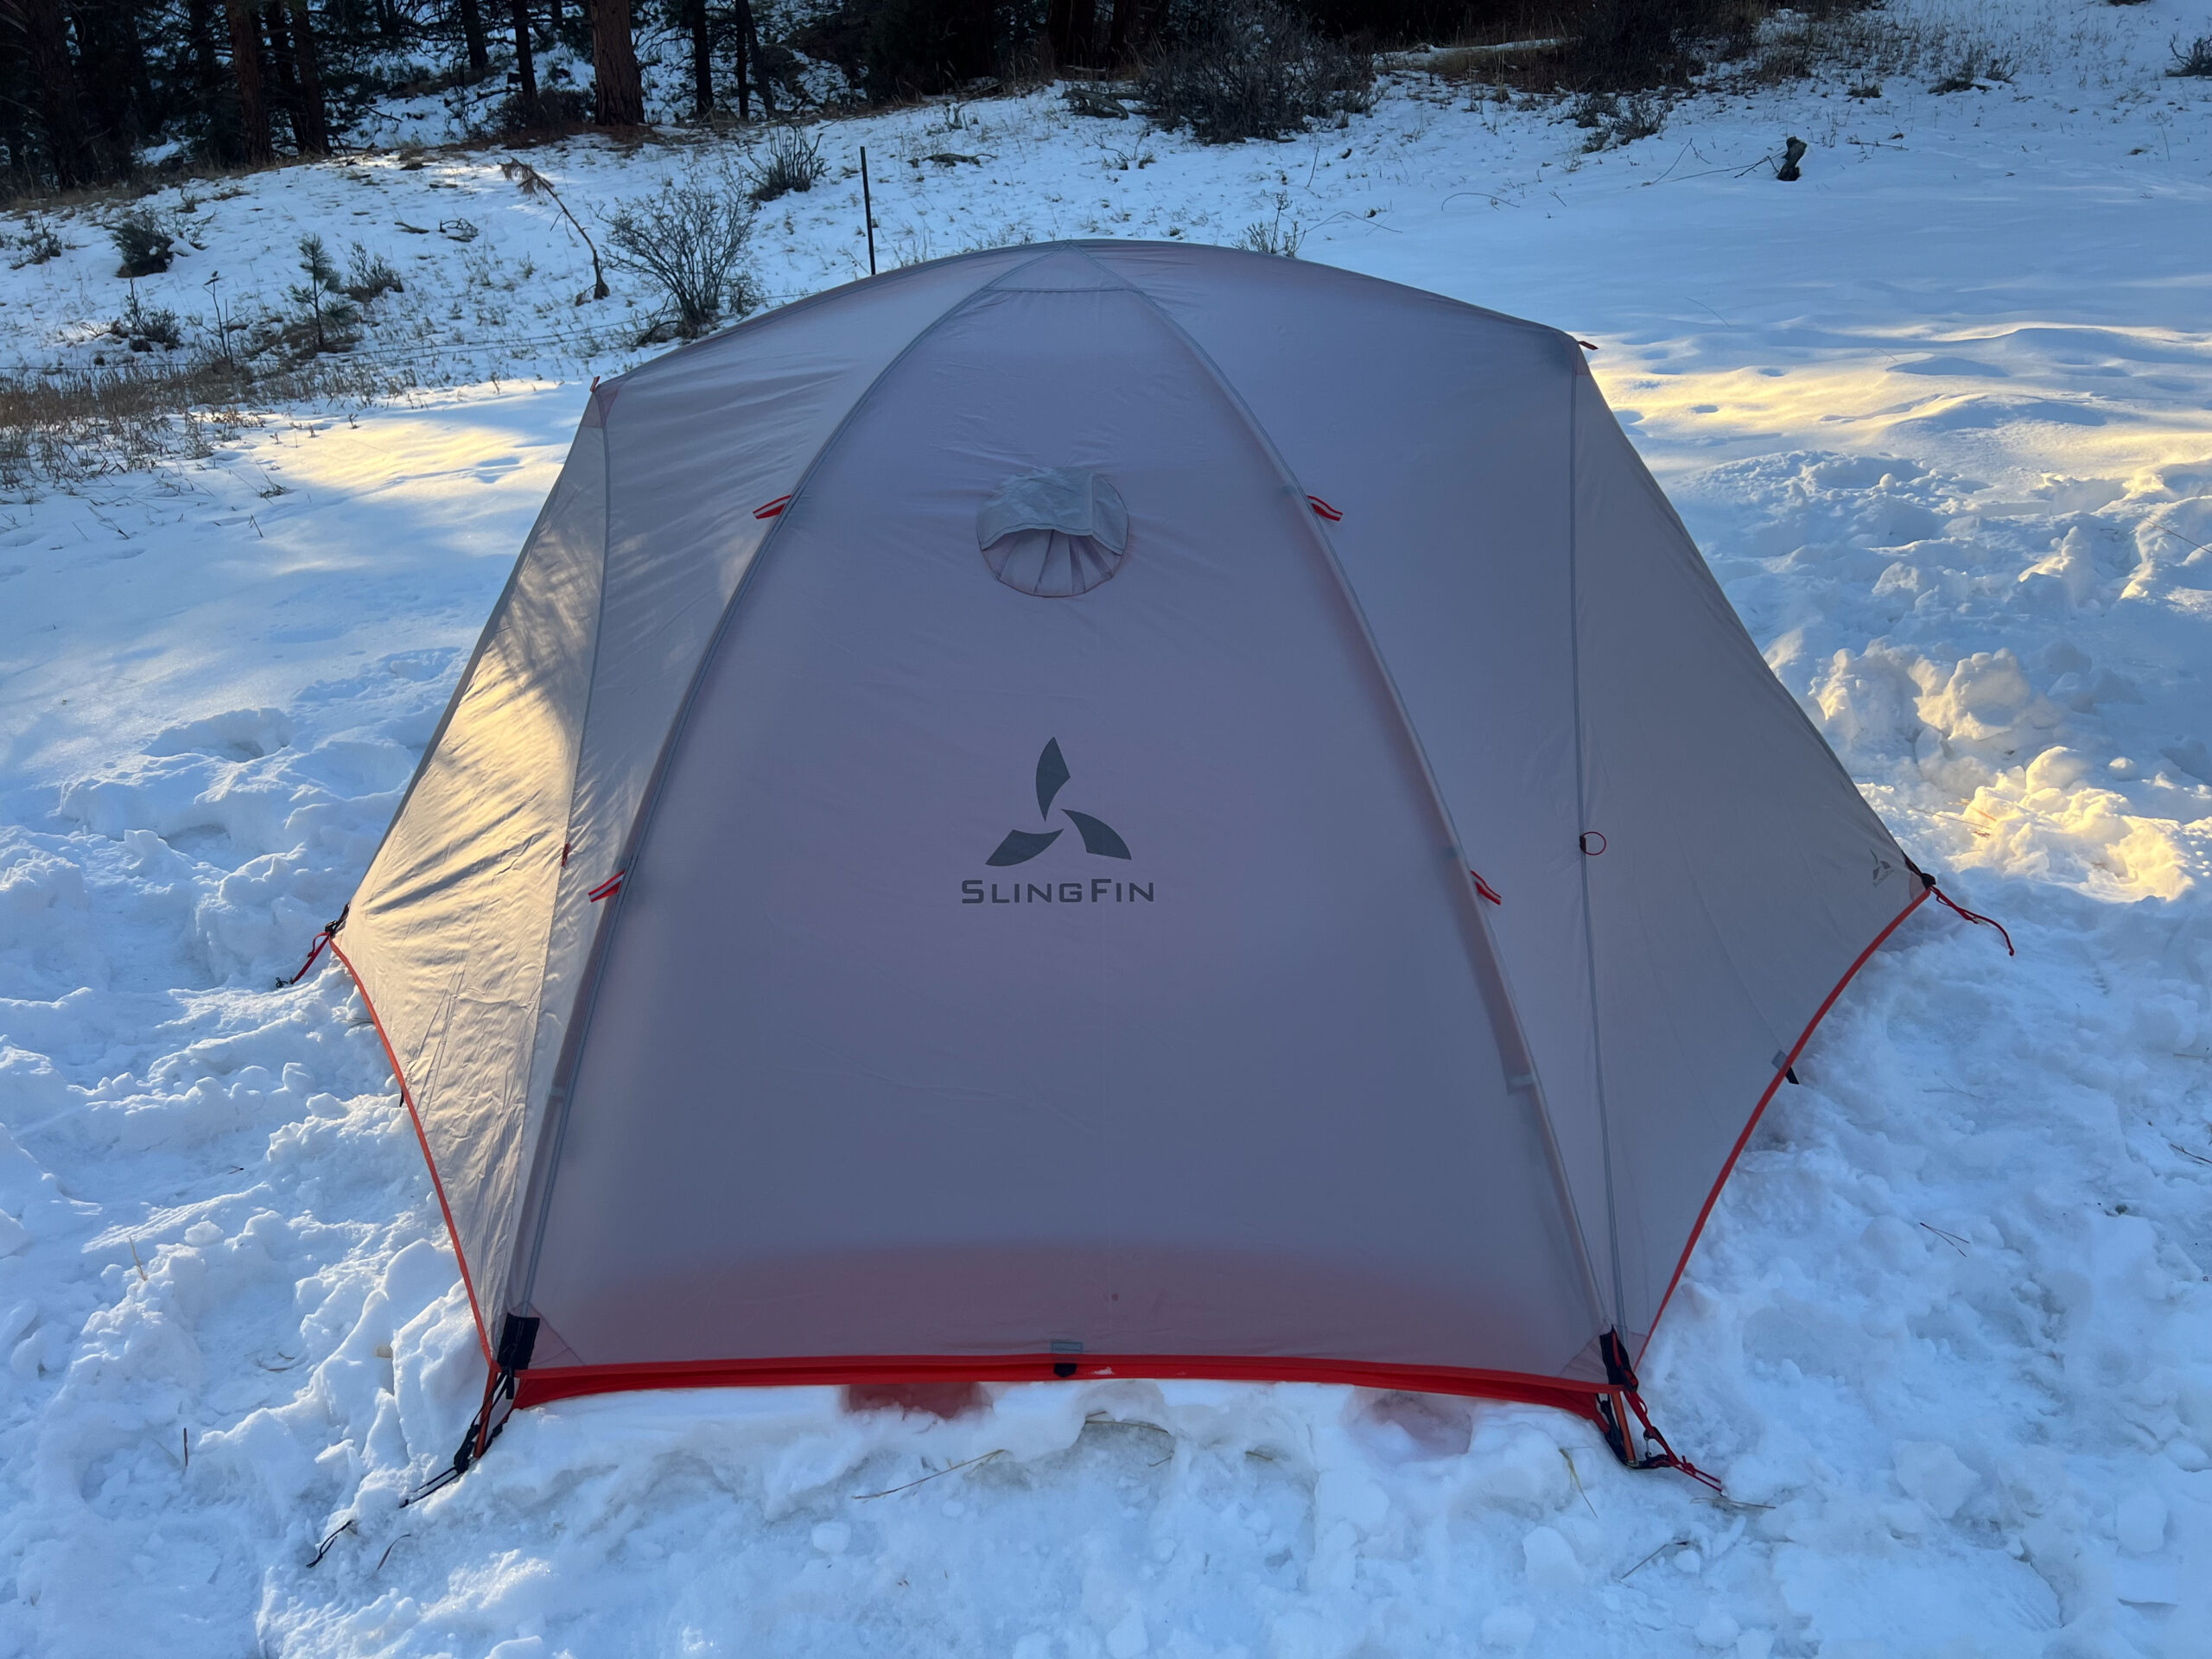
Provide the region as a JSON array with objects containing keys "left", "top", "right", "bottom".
[{"left": 3, "top": 2, "right": 2211, "bottom": 1654}]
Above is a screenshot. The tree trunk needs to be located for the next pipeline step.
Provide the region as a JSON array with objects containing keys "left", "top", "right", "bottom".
[
  {"left": 67, "top": 0, "right": 136, "bottom": 157},
  {"left": 730, "top": 0, "right": 768, "bottom": 116},
  {"left": 1045, "top": 0, "right": 1072, "bottom": 70},
  {"left": 225, "top": 0, "right": 272, "bottom": 161},
  {"left": 287, "top": 0, "right": 328, "bottom": 152},
  {"left": 115, "top": 0, "right": 162, "bottom": 133},
  {"left": 455, "top": 0, "right": 488, "bottom": 78},
  {"left": 1107, "top": 0, "right": 1155, "bottom": 62},
  {"left": 0, "top": 28, "right": 33, "bottom": 178},
  {"left": 263, "top": 0, "right": 306, "bottom": 149},
  {"left": 588, "top": 0, "right": 641, "bottom": 124},
  {"left": 684, "top": 0, "right": 709, "bottom": 119},
  {"left": 183, "top": 0, "right": 239, "bottom": 159},
  {"left": 730, "top": 11, "right": 746, "bottom": 119},
  {"left": 506, "top": 0, "right": 538, "bottom": 124},
  {"left": 8, "top": 0, "right": 95, "bottom": 185}
]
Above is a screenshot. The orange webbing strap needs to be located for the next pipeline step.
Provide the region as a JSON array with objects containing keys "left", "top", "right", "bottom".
[{"left": 1599, "top": 1331, "right": 1725, "bottom": 1495}]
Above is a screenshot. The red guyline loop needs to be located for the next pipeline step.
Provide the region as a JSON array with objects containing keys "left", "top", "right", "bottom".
[
  {"left": 1306, "top": 494, "right": 1344, "bottom": 523},
  {"left": 279, "top": 902, "right": 349, "bottom": 988},
  {"left": 1580, "top": 830, "right": 1607, "bottom": 856},
  {"left": 1620, "top": 1390, "right": 1725, "bottom": 1494},
  {"left": 753, "top": 494, "right": 794, "bottom": 520},
  {"left": 587, "top": 872, "right": 626, "bottom": 903},
  {"left": 1470, "top": 869, "right": 1503, "bottom": 905},
  {"left": 1928, "top": 881, "right": 2015, "bottom": 957}
]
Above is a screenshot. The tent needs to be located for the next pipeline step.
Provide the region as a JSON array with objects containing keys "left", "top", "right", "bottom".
[{"left": 308, "top": 241, "right": 1974, "bottom": 1483}]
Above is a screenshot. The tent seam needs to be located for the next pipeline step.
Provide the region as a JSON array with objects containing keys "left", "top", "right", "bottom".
[
  {"left": 1592, "top": 379, "right": 1902, "bottom": 836},
  {"left": 1567, "top": 365, "right": 1631, "bottom": 1338},
  {"left": 608, "top": 243, "right": 1055, "bottom": 391},
  {"left": 339, "top": 434, "right": 587, "bottom": 920},
  {"left": 494, "top": 425, "right": 618, "bottom": 1321},
  {"left": 322, "top": 433, "right": 594, "bottom": 1348},
  {"left": 327, "top": 937, "right": 494, "bottom": 1367}
]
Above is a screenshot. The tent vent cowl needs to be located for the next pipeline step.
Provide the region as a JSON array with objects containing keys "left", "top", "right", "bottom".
[{"left": 977, "top": 467, "right": 1129, "bottom": 597}]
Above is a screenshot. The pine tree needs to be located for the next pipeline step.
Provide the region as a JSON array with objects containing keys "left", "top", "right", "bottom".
[
  {"left": 10, "top": 0, "right": 95, "bottom": 185},
  {"left": 685, "top": 0, "right": 709, "bottom": 118},
  {"left": 730, "top": 0, "right": 769, "bottom": 117},
  {"left": 589, "top": 0, "right": 642, "bottom": 124},
  {"left": 508, "top": 0, "right": 539, "bottom": 125},
  {"left": 455, "top": 0, "right": 490, "bottom": 78},
  {"left": 289, "top": 232, "right": 358, "bottom": 352},
  {"left": 286, "top": 0, "right": 330, "bottom": 153},
  {"left": 225, "top": 0, "right": 273, "bottom": 162}
]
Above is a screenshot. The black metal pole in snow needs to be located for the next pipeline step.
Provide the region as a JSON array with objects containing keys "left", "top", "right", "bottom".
[{"left": 861, "top": 147, "right": 876, "bottom": 276}]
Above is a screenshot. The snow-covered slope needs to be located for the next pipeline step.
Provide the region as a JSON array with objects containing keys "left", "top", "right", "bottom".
[{"left": 2, "top": 3, "right": 2209, "bottom": 1654}]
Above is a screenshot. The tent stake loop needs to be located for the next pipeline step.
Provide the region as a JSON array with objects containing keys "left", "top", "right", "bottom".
[{"left": 1596, "top": 1330, "right": 1724, "bottom": 1494}]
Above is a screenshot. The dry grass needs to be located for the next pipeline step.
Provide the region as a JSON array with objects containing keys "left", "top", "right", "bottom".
[
  {"left": 0, "top": 355, "right": 421, "bottom": 494},
  {"left": 1411, "top": 0, "right": 2080, "bottom": 95}
]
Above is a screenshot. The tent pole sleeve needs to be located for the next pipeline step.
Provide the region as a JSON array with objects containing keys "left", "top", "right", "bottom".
[
  {"left": 1567, "top": 363, "right": 1630, "bottom": 1338},
  {"left": 1104, "top": 251, "right": 1613, "bottom": 1342}
]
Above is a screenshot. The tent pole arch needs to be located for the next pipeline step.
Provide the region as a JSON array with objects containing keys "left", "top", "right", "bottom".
[
  {"left": 503, "top": 245, "right": 1082, "bottom": 1324},
  {"left": 1106, "top": 252, "right": 1613, "bottom": 1342}
]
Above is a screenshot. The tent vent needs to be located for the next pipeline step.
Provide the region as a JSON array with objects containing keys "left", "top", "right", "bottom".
[{"left": 978, "top": 468, "right": 1129, "bottom": 598}]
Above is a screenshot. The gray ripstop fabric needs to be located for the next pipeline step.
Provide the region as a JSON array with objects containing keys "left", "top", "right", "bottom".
[{"left": 339, "top": 242, "right": 1915, "bottom": 1391}]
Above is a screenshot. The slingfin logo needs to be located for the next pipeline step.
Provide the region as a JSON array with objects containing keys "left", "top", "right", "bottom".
[{"left": 986, "top": 739, "right": 1131, "bottom": 867}]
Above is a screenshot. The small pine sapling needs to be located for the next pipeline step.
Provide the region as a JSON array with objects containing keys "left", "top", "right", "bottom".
[
  {"left": 290, "top": 235, "right": 360, "bottom": 353},
  {"left": 110, "top": 210, "right": 175, "bottom": 277}
]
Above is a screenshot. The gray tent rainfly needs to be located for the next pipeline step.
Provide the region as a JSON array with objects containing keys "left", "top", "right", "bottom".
[{"left": 296, "top": 241, "right": 2006, "bottom": 1491}]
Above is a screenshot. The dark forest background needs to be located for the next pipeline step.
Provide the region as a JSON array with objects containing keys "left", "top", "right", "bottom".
[{"left": 0, "top": 0, "right": 1782, "bottom": 194}]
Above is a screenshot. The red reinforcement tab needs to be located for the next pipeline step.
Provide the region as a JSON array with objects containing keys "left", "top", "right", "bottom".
[
  {"left": 753, "top": 494, "right": 793, "bottom": 520},
  {"left": 587, "top": 872, "right": 625, "bottom": 903}
]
